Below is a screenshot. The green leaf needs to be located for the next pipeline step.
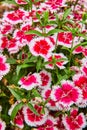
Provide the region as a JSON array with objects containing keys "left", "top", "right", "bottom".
[
  {"left": 47, "top": 29, "right": 64, "bottom": 36},
  {"left": 71, "top": 42, "right": 87, "bottom": 52},
  {"left": 32, "top": 89, "right": 42, "bottom": 98},
  {"left": 8, "top": 86, "right": 23, "bottom": 100},
  {"left": 16, "top": 63, "right": 34, "bottom": 75},
  {"left": 11, "top": 102, "right": 24, "bottom": 120},
  {"left": 7, "top": 58, "right": 17, "bottom": 64},
  {"left": 43, "top": 11, "right": 49, "bottom": 23},
  {"left": 63, "top": 8, "right": 71, "bottom": 20},
  {"left": 27, "top": 103, "right": 39, "bottom": 116},
  {"left": 5, "top": 0, "right": 17, "bottom": 5},
  {"left": 25, "top": 30, "right": 43, "bottom": 36},
  {"left": 36, "top": 57, "right": 42, "bottom": 72}
]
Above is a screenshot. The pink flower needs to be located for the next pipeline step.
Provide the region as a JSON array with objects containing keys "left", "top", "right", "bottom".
[
  {"left": 51, "top": 80, "right": 82, "bottom": 107},
  {"left": 3, "top": 9, "right": 26, "bottom": 24},
  {"left": 45, "top": 0, "right": 66, "bottom": 11},
  {"left": 18, "top": 73, "right": 41, "bottom": 90},
  {"left": 8, "top": 102, "right": 24, "bottom": 128},
  {"left": 23, "top": 104, "right": 48, "bottom": 126},
  {"left": 37, "top": 115, "right": 57, "bottom": 130},
  {"left": 8, "top": 38, "right": 19, "bottom": 54},
  {"left": 29, "top": 37, "right": 54, "bottom": 58},
  {"left": 13, "top": 29, "right": 33, "bottom": 48},
  {"left": 15, "top": 0, "right": 28, "bottom": 4},
  {"left": 0, "top": 37, "right": 9, "bottom": 51},
  {"left": 0, "top": 119, "right": 6, "bottom": 130},
  {"left": 73, "top": 73, "right": 87, "bottom": 106},
  {"left": 0, "top": 54, "right": 10, "bottom": 80},
  {"left": 0, "top": 23, "right": 13, "bottom": 35},
  {"left": 42, "top": 88, "right": 57, "bottom": 111},
  {"left": 57, "top": 32, "right": 73, "bottom": 48},
  {"left": 73, "top": 46, "right": 84, "bottom": 54},
  {"left": 40, "top": 70, "right": 52, "bottom": 88},
  {"left": 45, "top": 53, "right": 68, "bottom": 69},
  {"left": 81, "top": 65, "right": 87, "bottom": 77},
  {"left": 63, "top": 108, "right": 86, "bottom": 130}
]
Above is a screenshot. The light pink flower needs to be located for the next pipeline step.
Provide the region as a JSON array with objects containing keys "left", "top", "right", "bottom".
[
  {"left": 45, "top": 53, "right": 68, "bottom": 69},
  {"left": 23, "top": 104, "right": 48, "bottom": 126},
  {"left": 18, "top": 73, "right": 41, "bottom": 90},
  {"left": 57, "top": 32, "right": 73, "bottom": 48},
  {"left": 0, "top": 119, "right": 6, "bottom": 130},
  {"left": 63, "top": 108, "right": 86, "bottom": 130},
  {"left": 29, "top": 37, "right": 54, "bottom": 58},
  {"left": 51, "top": 80, "right": 82, "bottom": 107},
  {"left": 40, "top": 70, "right": 52, "bottom": 88},
  {"left": 15, "top": 0, "right": 28, "bottom": 4}
]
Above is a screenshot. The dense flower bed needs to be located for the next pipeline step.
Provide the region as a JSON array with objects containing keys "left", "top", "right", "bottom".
[{"left": 0, "top": 0, "right": 87, "bottom": 130}]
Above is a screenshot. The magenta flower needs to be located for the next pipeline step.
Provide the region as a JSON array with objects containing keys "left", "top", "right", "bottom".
[
  {"left": 0, "top": 54, "right": 10, "bottom": 80},
  {"left": 8, "top": 102, "right": 24, "bottom": 128},
  {"left": 15, "top": 0, "right": 28, "bottom": 5},
  {"left": 4, "top": 9, "right": 26, "bottom": 24},
  {"left": 23, "top": 104, "right": 48, "bottom": 126},
  {"left": 63, "top": 108, "right": 86, "bottom": 130},
  {"left": 73, "top": 73, "right": 87, "bottom": 107},
  {"left": 29, "top": 37, "right": 54, "bottom": 58},
  {"left": 37, "top": 115, "right": 57, "bottom": 130},
  {"left": 57, "top": 32, "right": 73, "bottom": 48},
  {"left": 18, "top": 73, "right": 41, "bottom": 90},
  {"left": 45, "top": 53, "right": 68, "bottom": 69},
  {"left": 45, "top": 0, "right": 66, "bottom": 11},
  {"left": 0, "top": 37, "right": 9, "bottom": 51},
  {"left": 42, "top": 88, "right": 57, "bottom": 111},
  {"left": 40, "top": 70, "right": 52, "bottom": 88},
  {"left": 51, "top": 80, "right": 82, "bottom": 107},
  {"left": 0, "top": 119, "right": 6, "bottom": 130},
  {"left": 8, "top": 38, "right": 19, "bottom": 54}
]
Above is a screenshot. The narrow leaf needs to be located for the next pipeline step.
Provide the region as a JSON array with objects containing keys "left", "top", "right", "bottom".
[
  {"left": 27, "top": 103, "right": 39, "bottom": 116},
  {"left": 11, "top": 102, "right": 24, "bottom": 120}
]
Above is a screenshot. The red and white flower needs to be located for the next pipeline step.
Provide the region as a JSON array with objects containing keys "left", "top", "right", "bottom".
[
  {"left": 57, "top": 32, "right": 73, "bottom": 48},
  {"left": 0, "top": 23, "right": 13, "bottom": 35},
  {"left": 45, "top": 53, "right": 68, "bottom": 69},
  {"left": 63, "top": 108, "right": 86, "bottom": 130},
  {"left": 29, "top": 37, "right": 54, "bottom": 58},
  {"left": 0, "top": 119, "right": 6, "bottom": 130},
  {"left": 23, "top": 104, "right": 48, "bottom": 126},
  {"left": 3, "top": 9, "right": 26, "bottom": 24},
  {"left": 0, "top": 54, "right": 10, "bottom": 80},
  {"left": 8, "top": 38, "right": 19, "bottom": 54},
  {"left": 73, "top": 73, "right": 87, "bottom": 106},
  {"left": 41, "top": 88, "right": 57, "bottom": 111},
  {"left": 51, "top": 80, "right": 82, "bottom": 107},
  {"left": 44, "top": 0, "right": 66, "bottom": 12},
  {"left": 37, "top": 115, "right": 57, "bottom": 130},
  {"left": 15, "top": 0, "right": 28, "bottom": 5},
  {"left": 40, "top": 70, "right": 52, "bottom": 88},
  {"left": 8, "top": 102, "right": 24, "bottom": 128},
  {"left": 0, "top": 37, "right": 9, "bottom": 51},
  {"left": 18, "top": 73, "right": 41, "bottom": 90}
]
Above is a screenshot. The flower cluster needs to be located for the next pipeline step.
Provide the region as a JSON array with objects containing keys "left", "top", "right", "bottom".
[{"left": 0, "top": 0, "right": 87, "bottom": 130}]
